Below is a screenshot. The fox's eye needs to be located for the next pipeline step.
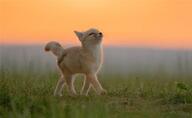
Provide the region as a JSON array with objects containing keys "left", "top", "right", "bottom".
[{"left": 88, "top": 33, "right": 95, "bottom": 36}]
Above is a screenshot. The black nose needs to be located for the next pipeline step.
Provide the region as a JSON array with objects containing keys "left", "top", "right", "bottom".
[{"left": 99, "top": 32, "right": 103, "bottom": 36}]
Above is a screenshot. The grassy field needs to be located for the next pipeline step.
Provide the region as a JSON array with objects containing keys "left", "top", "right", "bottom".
[
  {"left": 0, "top": 46, "right": 192, "bottom": 117},
  {"left": 0, "top": 69, "right": 192, "bottom": 118}
]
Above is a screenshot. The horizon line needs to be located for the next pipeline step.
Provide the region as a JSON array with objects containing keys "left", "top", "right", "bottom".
[{"left": 0, "top": 43, "right": 192, "bottom": 51}]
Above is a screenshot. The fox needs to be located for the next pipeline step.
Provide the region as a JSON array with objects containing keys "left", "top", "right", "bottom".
[{"left": 44, "top": 28, "right": 107, "bottom": 96}]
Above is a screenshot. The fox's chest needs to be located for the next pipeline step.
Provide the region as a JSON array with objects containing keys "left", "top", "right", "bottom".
[
  {"left": 92, "top": 50, "right": 102, "bottom": 68},
  {"left": 81, "top": 47, "right": 103, "bottom": 72}
]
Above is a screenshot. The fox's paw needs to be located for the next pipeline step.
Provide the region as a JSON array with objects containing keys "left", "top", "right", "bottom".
[
  {"left": 54, "top": 92, "right": 63, "bottom": 97},
  {"left": 54, "top": 94, "right": 63, "bottom": 97},
  {"left": 100, "top": 89, "right": 107, "bottom": 95}
]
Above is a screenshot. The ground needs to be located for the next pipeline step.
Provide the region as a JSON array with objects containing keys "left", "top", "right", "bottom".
[{"left": 0, "top": 71, "right": 192, "bottom": 118}]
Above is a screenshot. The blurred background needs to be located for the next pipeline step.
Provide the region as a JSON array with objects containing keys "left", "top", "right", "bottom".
[
  {"left": 1, "top": 45, "right": 192, "bottom": 79},
  {"left": 1, "top": 0, "right": 192, "bottom": 78}
]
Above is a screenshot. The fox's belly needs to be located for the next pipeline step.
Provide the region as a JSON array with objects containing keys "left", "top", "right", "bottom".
[
  {"left": 60, "top": 57, "right": 102, "bottom": 74},
  {"left": 64, "top": 62, "right": 101, "bottom": 74}
]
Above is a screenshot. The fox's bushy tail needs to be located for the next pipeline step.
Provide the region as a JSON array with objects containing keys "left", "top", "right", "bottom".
[{"left": 44, "top": 41, "right": 64, "bottom": 57}]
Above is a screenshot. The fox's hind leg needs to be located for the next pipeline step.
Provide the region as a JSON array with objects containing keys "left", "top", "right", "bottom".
[
  {"left": 81, "top": 76, "right": 91, "bottom": 96},
  {"left": 65, "top": 74, "right": 77, "bottom": 96},
  {"left": 54, "top": 75, "right": 65, "bottom": 96},
  {"left": 86, "top": 74, "right": 107, "bottom": 95}
]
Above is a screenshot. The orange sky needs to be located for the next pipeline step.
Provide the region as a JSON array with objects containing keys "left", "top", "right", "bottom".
[{"left": 1, "top": 0, "right": 192, "bottom": 48}]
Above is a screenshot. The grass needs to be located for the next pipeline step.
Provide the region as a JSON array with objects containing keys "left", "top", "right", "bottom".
[{"left": 0, "top": 69, "right": 192, "bottom": 118}]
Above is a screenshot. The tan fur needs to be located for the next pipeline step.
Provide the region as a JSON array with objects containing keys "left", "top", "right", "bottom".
[{"left": 45, "top": 28, "right": 106, "bottom": 96}]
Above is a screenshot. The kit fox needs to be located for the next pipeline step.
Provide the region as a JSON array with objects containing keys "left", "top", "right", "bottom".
[{"left": 45, "top": 28, "right": 106, "bottom": 96}]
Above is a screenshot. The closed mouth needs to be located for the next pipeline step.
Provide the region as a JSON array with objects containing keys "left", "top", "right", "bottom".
[
  {"left": 95, "top": 35, "right": 102, "bottom": 40},
  {"left": 93, "top": 34, "right": 102, "bottom": 39}
]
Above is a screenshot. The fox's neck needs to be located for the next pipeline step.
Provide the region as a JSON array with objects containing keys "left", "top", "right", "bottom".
[
  {"left": 83, "top": 44, "right": 101, "bottom": 52},
  {"left": 82, "top": 44, "right": 102, "bottom": 59}
]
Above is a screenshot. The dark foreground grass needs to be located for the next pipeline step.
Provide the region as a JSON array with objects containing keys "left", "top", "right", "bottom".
[{"left": 0, "top": 71, "right": 192, "bottom": 118}]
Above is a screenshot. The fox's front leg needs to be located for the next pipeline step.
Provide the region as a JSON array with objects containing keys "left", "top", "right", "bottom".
[
  {"left": 86, "top": 74, "right": 107, "bottom": 95},
  {"left": 54, "top": 75, "right": 65, "bottom": 96},
  {"left": 65, "top": 74, "right": 77, "bottom": 96},
  {"left": 81, "top": 77, "right": 91, "bottom": 96}
]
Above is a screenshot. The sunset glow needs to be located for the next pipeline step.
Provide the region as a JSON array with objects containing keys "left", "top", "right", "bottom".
[{"left": 1, "top": 0, "right": 192, "bottom": 48}]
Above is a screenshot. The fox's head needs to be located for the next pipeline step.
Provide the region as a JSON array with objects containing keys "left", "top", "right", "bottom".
[{"left": 74, "top": 28, "right": 103, "bottom": 47}]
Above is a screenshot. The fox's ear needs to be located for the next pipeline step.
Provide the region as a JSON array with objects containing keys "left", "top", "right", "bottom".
[{"left": 74, "top": 31, "right": 83, "bottom": 41}]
